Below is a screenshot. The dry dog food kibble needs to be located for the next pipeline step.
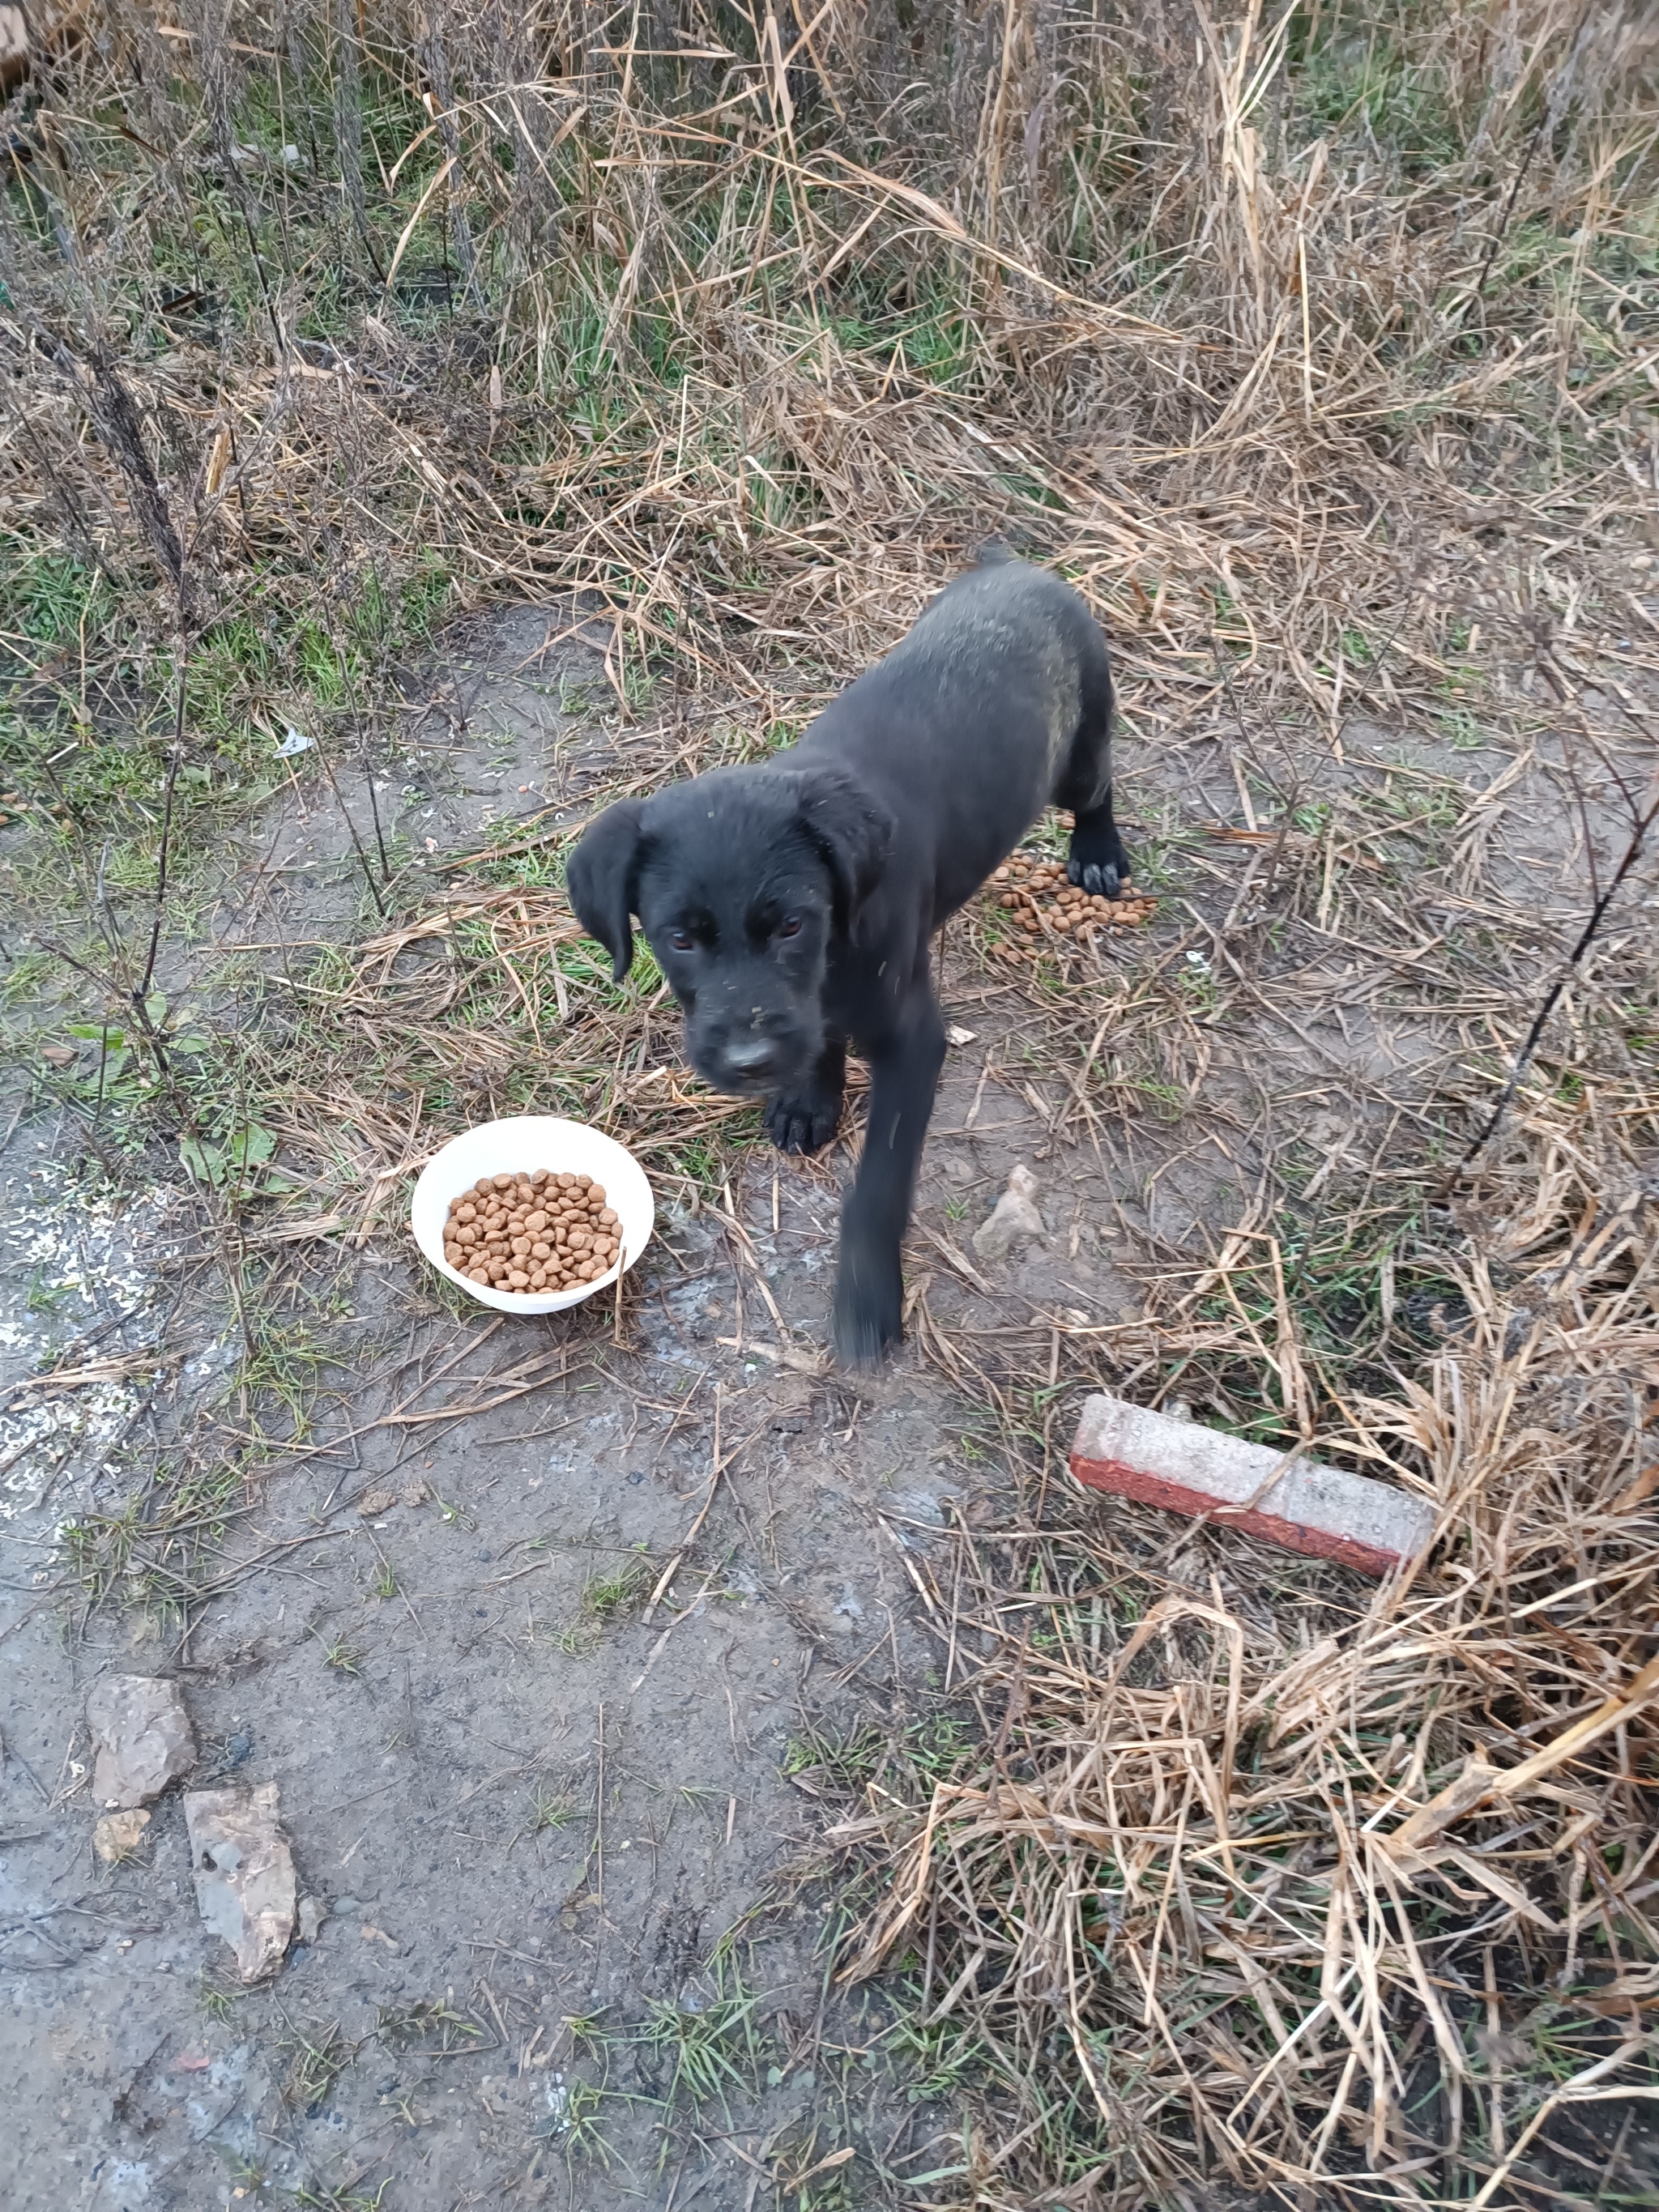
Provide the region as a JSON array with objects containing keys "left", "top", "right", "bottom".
[
  {"left": 987, "top": 853, "right": 1156, "bottom": 957},
  {"left": 442, "top": 1168, "right": 623, "bottom": 1296}
]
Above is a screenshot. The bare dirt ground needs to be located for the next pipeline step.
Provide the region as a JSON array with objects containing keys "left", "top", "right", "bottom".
[{"left": 3, "top": 588, "right": 1656, "bottom": 2212}]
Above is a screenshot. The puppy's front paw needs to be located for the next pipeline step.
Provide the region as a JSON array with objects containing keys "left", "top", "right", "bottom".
[
  {"left": 833, "top": 1288, "right": 902, "bottom": 1367},
  {"left": 1068, "top": 822, "right": 1130, "bottom": 901},
  {"left": 765, "top": 1088, "right": 842, "bottom": 1156},
  {"left": 833, "top": 1246, "right": 903, "bottom": 1368},
  {"left": 1070, "top": 857, "right": 1120, "bottom": 898}
]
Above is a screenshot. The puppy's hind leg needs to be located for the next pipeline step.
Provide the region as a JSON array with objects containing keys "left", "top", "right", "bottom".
[
  {"left": 764, "top": 1036, "right": 846, "bottom": 1156},
  {"left": 1067, "top": 792, "right": 1131, "bottom": 900},
  {"left": 1057, "top": 645, "right": 1128, "bottom": 898}
]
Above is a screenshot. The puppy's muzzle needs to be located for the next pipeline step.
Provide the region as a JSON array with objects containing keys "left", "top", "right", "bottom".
[
  {"left": 722, "top": 1037, "right": 778, "bottom": 1080},
  {"left": 693, "top": 1020, "right": 812, "bottom": 1097}
]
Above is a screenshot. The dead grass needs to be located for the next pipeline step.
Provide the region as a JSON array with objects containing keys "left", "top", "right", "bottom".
[
  {"left": 802, "top": 794, "right": 1657, "bottom": 2202},
  {"left": 2, "top": 1, "right": 1658, "bottom": 2203},
  {"left": 3, "top": 0, "right": 1657, "bottom": 768},
  {"left": 818, "top": 1106, "right": 1659, "bottom": 2202}
]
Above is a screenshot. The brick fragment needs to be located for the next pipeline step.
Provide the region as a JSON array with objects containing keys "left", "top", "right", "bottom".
[{"left": 1069, "top": 1392, "right": 1435, "bottom": 1578}]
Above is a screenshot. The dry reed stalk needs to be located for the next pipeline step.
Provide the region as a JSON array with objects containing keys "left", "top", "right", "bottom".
[{"left": 2, "top": 1, "right": 1651, "bottom": 761}]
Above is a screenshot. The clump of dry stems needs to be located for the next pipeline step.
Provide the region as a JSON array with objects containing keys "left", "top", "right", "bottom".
[
  {"left": 829, "top": 1064, "right": 1659, "bottom": 2206},
  {"left": 2, "top": 0, "right": 1656, "bottom": 733}
]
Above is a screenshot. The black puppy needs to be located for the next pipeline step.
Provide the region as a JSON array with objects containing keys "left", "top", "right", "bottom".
[{"left": 567, "top": 547, "right": 1126, "bottom": 1364}]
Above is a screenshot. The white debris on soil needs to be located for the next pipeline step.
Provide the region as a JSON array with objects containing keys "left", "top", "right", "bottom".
[
  {"left": 972, "top": 1161, "right": 1046, "bottom": 1260},
  {"left": 87, "top": 1673, "right": 197, "bottom": 1807},
  {"left": 184, "top": 1782, "right": 297, "bottom": 1982},
  {"left": 102, "top": 2159, "right": 155, "bottom": 2211},
  {"left": 0, "top": 1164, "right": 181, "bottom": 1518}
]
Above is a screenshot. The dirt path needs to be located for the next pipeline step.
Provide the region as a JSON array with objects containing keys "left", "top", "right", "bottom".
[
  {"left": 0, "top": 1206, "right": 969, "bottom": 2207},
  {"left": 0, "top": 614, "right": 1094, "bottom": 2210},
  {"left": 0, "top": 1039, "right": 1120, "bottom": 2207}
]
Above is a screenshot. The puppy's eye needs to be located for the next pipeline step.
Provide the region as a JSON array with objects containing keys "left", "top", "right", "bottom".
[
  {"left": 668, "top": 928, "right": 695, "bottom": 953},
  {"left": 776, "top": 915, "right": 804, "bottom": 940}
]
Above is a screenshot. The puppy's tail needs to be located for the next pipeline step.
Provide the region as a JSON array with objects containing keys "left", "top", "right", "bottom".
[{"left": 970, "top": 536, "right": 1017, "bottom": 568}]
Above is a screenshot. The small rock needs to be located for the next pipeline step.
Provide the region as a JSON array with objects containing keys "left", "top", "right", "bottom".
[
  {"left": 972, "top": 1163, "right": 1046, "bottom": 1261},
  {"left": 184, "top": 1782, "right": 296, "bottom": 1982},
  {"left": 87, "top": 1675, "right": 197, "bottom": 1809},
  {"left": 401, "top": 1478, "right": 433, "bottom": 1507},
  {"left": 357, "top": 1487, "right": 398, "bottom": 1516},
  {"left": 93, "top": 1808, "right": 152, "bottom": 1864},
  {"left": 296, "top": 1894, "right": 328, "bottom": 1945}
]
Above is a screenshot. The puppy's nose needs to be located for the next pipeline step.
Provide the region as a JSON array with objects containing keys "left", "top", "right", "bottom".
[{"left": 724, "top": 1038, "right": 776, "bottom": 1074}]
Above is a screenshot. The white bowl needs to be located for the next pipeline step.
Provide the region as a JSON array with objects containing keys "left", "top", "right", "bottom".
[{"left": 411, "top": 1115, "right": 655, "bottom": 1315}]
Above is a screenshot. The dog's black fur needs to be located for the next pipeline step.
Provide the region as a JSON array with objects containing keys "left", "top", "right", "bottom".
[{"left": 567, "top": 548, "right": 1125, "bottom": 1364}]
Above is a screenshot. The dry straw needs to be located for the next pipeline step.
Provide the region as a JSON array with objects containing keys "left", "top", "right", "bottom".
[
  {"left": 4, "top": 0, "right": 1654, "bottom": 731},
  {"left": 3, "top": 0, "right": 1657, "bottom": 2201},
  {"left": 825, "top": 1123, "right": 1659, "bottom": 2201}
]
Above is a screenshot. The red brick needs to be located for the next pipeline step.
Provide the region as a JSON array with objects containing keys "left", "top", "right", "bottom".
[{"left": 1069, "top": 1393, "right": 1435, "bottom": 1578}]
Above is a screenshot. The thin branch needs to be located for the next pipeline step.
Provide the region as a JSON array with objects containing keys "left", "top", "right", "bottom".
[{"left": 1452, "top": 774, "right": 1659, "bottom": 1177}]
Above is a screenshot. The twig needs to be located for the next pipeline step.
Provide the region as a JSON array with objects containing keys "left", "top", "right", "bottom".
[
  {"left": 1452, "top": 772, "right": 1659, "bottom": 1176},
  {"left": 137, "top": 680, "right": 186, "bottom": 1009}
]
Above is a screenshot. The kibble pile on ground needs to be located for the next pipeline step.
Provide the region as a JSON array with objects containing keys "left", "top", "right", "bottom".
[
  {"left": 992, "top": 854, "right": 1156, "bottom": 948},
  {"left": 444, "top": 1170, "right": 621, "bottom": 1294}
]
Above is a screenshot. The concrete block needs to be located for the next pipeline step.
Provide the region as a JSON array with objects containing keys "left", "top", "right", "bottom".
[{"left": 1069, "top": 1392, "right": 1436, "bottom": 1577}]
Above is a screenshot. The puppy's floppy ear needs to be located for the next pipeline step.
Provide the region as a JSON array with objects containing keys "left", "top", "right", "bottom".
[
  {"left": 795, "top": 769, "right": 895, "bottom": 926},
  {"left": 567, "top": 799, "right": 647, "bottom": 981}
]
